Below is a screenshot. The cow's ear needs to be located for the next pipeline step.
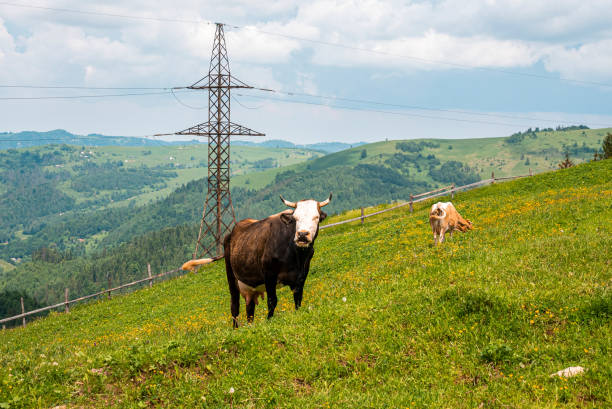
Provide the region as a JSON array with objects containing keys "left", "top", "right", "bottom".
[
  {"left": 280, "top": 212, "right": 295, "bottom": 225},
  {"left": 319, "top": 211, "right": 327, "bottom": 222}
]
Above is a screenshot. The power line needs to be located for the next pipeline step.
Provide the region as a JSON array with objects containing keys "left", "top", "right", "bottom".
[
  {"left": 249, "top": 87, "right": 612, "bottom": 127},
  {"left": 232, "top": 95, "right": 264, "bottom": 110},
  {"left": 0, "top": 1, "right": 212, "bottom": 25},
  {"left": 0, "top": 85, "right": 169, "bottom": 90},
  {"left": 1, "top": 78, "right": 608, "bottom": 127},
  {"left": 225, "top": 25, "right": 612, "bottom": 89},
  {"left": 0, "top": 90, "right": 195, "bottom": 100},
  {"left": 235, "top": 93, "right": 533, "bottom": 127},
  {"left": 236, "top": 92, "right": 610, "bottom": 129},
  {"left": 1, "top": 84, "right": 608, "bottom": 128},
  {"left": 3, "top": 1, "right": 611, "bottom": 89},
  {"left": 170, "top": 88, "right": 206, "bottom": 109}
]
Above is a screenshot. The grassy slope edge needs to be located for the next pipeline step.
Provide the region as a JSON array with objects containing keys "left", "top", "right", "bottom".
[{"left": 0, "top": 160, "right": 610, "bottom": 408}]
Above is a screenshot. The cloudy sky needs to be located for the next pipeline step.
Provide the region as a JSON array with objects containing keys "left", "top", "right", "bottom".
[{"left": 1, "top": 0, "right": 611, "bottom": 143}]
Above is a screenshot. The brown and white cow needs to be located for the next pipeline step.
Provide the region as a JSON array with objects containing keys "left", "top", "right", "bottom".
[
  {"left": 428, "top": 201, "right": 472, "bottom": 245},
  {"left": 182, "top": 193, "right": 332, "bottom": 327}
]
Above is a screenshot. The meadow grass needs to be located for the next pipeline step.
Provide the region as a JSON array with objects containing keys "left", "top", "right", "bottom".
[{"left": 0, "top": 160, "right": 610, "bottom": 408}]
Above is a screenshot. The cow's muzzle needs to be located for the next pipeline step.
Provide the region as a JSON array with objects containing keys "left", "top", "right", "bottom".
[{"left": 295, "top": 231, "right": 311, "bottom": 247}]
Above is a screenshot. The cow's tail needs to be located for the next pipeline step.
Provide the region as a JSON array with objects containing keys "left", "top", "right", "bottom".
[
  {"left": 429, "top": 207, "right": 446, "bottom": 220},
  {"left": 181, "top": 254, "right": 224, "bottom": 271}
]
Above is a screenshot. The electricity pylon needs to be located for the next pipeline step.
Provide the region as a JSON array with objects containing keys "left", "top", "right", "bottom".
[{"left": 177, "top": 23, "right": 264, "bottom": 258}]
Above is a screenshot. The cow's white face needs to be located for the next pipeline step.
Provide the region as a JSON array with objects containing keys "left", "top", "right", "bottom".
[
  {"left": 292, "top": 200, "right": 322, "bottom": 247},
  {"left": 280, "top": 194, "right": 332, "bottom": 247}
]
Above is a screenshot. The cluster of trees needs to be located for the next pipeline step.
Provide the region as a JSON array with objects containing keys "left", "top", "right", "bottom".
[
  {"left": 555, "top": 125, "right": 589, "bottom": 131},
  {"left": 70, "top": 161, "right": 175, "bottom": 192},
  {"left": 428, "top": 161, "right": 480, "bottom": 186},
  {"left": 506, "top": 129, "right": 538, "bottom": 144},
  {"left": 0, "top": 224, "right": 197, "bottom": 306},
  {"left": 560, "top": 141, "right": 597, "bottom": 157},
  {"left": 385, "top": 152, "right": 440, "bottom": 175},
  {"left": 592, "top": 133, "right": 612, "bottom": 161},
  {"left": 0, "top": 167, "right": 76, "bottom": 231},
  {"left": 396, "top": 140, "right": 440, "bottom": 153},
  {"left": 251, "top": 157, "right": 278, "bottom": 169},
  {"left": 1, "top": 203, "right": 138, "bottom": 261},
  {"left": 0, "top": 146, "right": 69, "bottom": 169},
  {"left": 0, "top": 290, "right": 43, "bottom": 328},
  {"left": 603, "top": 133, "right": 612, "bottom": 158},
  {"left": 506, "top": 125, "right": 590, "bottom": 145}
]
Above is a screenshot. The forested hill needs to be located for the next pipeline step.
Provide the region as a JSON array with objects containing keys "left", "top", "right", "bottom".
[{"left": 0, "top": 126, "right": 609, "bottom": 307}]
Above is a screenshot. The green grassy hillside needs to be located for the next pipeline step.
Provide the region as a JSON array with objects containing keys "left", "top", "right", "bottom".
[
  {"left": 1, "top": 160, "right": 610, "bottom": 408},
  {"left": 312, "top": 126, "right": 610, "bottom": 180}
]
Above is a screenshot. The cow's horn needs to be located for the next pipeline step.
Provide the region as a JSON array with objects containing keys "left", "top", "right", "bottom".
[
  {"left": 319, "top": 192, "right": 333, "bottom": 207},
  {"left": 280, "top": 194, "right": 297, "bottom": 208}
]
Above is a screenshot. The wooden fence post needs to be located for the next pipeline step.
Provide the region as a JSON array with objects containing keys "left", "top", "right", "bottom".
[
  {"left": 2, "top": 324, "right": 5, "bottom": 330},
  {"left": 64, "top": 288, "right": 69, "bottom": 313},
  {"left": 21, "top": 297, "right": 25, "bottom": 327},
  {"left": 107, "top": 275, "right": 111, "bottom": 299},
  {"left": 360, "top": 207, "right": 364, "bottom": 224},
  {"left": 148, "top": 263, "right": 153, "bottom": 288},
  {"left": 491, "top": 171, "right": 495, "bottom": 184},
  {"left": 451, "top": 183, "right": 455, "bottom": 199},
  {"left": 409, "top": 194, "right": 413, "bottom": 213},
  {"left": 529, "top": 167, "right": 532, "bottom": 176}
]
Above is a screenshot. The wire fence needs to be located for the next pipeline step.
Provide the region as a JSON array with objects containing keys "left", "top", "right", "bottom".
[{"left": 1, "top": 170, "right": 533, "bottom": 328}]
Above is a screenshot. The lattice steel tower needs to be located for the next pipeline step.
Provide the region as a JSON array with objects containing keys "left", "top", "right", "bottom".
[{"left": 177, "top": 23, "right": 264, "bottom": 258}]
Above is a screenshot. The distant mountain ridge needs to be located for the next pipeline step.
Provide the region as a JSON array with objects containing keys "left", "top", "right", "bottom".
[
  {"left": 0, "top": 130, "right": 364, "bottom": 153},
  {"left": 232, "top": 139, "right": 367, "bottom": 153},
  {"left": 0, "top": 129, "right": 174, "bottom": 149}
]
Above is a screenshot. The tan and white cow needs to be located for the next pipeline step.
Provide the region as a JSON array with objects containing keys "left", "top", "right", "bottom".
[{"left": 428, "top": 201, "right": 472, "bottom": 245}]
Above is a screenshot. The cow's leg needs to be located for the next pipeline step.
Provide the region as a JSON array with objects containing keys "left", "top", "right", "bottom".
[
  {"left": 293, "top": 287, "right": 304, "bottom": 310},
  {"left": 224, "top": 239, "right": 240, "bottom": 328},
  {"left": 433, "top": 227, "right": 440, "bottom": 245},
  {"left": 246, "top": 299, "right": 256, "bottom": 323},
  {"left": 265, "top": 277, "right": 278, "bottom": 319},
  {"left": 227, "top": 274, "right": 240, "bottom": 328}
]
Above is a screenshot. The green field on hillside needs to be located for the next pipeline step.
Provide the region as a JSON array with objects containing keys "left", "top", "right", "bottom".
[
  {"left": 313, "top": 127, "right": 610, "bottom": 181},
  {"left": 35, "top": 144, "right": 322, "bottom": 206},
  {"left": 1, "top": 160, "right": 610, "bottom": 408}
]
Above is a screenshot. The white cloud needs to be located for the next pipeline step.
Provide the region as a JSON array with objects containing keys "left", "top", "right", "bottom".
[
  {"left": 310, "top": 29, "right": 541, "bottom": 70},
  {"left": 1, "top": 1, "right": 611, "bottom": 140},
  {"left": 544, "top": 39, "right": 612, "bottom": 82},
  {"left": 2, "top": 0, "right": 612, "bottom": 84},
  {"left": 0, "top": 19, "right": 15, "bottom": 62}
]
